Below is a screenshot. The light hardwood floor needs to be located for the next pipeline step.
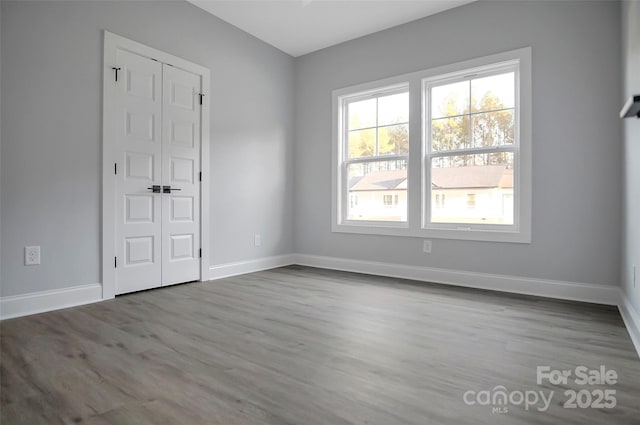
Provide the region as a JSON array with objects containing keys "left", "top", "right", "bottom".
[{"left": 1, "top": 266, "right": 639, "bottom": 424}]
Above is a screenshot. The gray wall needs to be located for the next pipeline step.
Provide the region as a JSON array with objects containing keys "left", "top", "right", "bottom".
[
  {"left": 0, "top": 1, "right": 295, "bottom": 297},
  {"left": 622, "top": 0, "right": 640, "bottom": 311},
  {"left": 294, "top": 1, "right": 622, "bottom": 286}
]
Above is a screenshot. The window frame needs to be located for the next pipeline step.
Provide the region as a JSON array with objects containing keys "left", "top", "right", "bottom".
[
  {"left": 334, "top": 81, "right": 411, "bottom": 231},
  {"left": 423, "top": 60, "right": 522, "bottom": 237},
  {"left": 332, "top": 47, "right": 531, "bottom": 243}
]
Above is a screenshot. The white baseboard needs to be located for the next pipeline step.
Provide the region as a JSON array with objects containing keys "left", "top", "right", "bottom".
[
  {"left": 0, "top": 283, "right": 103, "bottom": 320},
  {"left": 208, "top": 254, "right": 296, "bottom": 281},
  {"left": 618, "top": 293, "right": 640, "bottom": 359},
  {"left": 292, "top": 254, "right": 620, "bottom": 306}
]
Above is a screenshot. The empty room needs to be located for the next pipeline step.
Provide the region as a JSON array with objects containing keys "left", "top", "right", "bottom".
[{"left": 1, "top": 0, "right": 639, "bottom": 423}]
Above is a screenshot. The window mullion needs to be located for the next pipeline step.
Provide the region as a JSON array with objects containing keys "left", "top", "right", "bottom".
[
  {"left": 430, "top": 146, "right": 515, "bottom": 158},
  {"left": 345, "top": 155, "right": 409, "bottom": 165},
  {"left": 374, "top": 97, "right": 379, "bottom": 156},
  {"left": 468, "top": 80, "right": 472, "bottom": 149},
  {"left": 432, "top": 106, "right": 515, "bottom": 121}
]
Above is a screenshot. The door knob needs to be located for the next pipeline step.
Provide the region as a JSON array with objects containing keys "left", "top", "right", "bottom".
[
  {"left": 163, "top": 186, "right": 182, "bottom": 193},
  {"left": 147, "top": 185, "right": 161, "bottom": 193}
]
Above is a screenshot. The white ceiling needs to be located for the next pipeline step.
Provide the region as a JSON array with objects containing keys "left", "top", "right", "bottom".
[{"left": 188, "top": 0, "right": 475, "bottom": 57}]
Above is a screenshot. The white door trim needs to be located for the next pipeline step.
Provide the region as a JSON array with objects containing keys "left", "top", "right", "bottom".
[{"left": 102, "top": 31, "right": 210, "bottom": 299}]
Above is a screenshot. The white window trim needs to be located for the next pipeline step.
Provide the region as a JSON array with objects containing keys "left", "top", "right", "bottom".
[{"left": 332, "top": 47, "right": 532, "bottom": 243}]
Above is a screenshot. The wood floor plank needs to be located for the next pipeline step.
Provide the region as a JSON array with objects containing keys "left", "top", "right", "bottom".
[{"left": 2, "top": 265, "right": 639, "bottom": 424}]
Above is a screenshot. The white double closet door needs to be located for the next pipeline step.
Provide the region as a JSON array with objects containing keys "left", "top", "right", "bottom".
[{"left": 114, "top": 49, "right": 201, "bottom": 295}]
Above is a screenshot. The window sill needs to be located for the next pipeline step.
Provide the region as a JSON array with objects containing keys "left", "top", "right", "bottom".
[
  {"left": 332, "top": 222, "right": 531, "bottom": 243},
  {"left": 421, "top": 226, "right": 531, "bottom": 243}
]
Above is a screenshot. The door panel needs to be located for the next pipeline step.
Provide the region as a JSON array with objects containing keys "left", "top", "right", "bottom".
[
  {"left": 125, "top": 236, "right": 155, "bottom": 265},
  {"left": 170, "top": 196, "right": 194, "bottom": 222},
  {"left": 125, "top": 109, "right": 156, "bottom": 142},
  {"left": 125, "top": 195, "right": 154, "bottom": 223},
  {"left": 170, "top": 234, "right": 194, "bottom": 259},
  {"left": 125, "top": 152, "right": 155, "bottom": 180},
  {"left": 161, "top": 65, "right": 201, "bottom": 286},
  {"left": 170, "top": 121, "right": 195, "bottom": 148},
  {"left": 115, "top": 49, "right": 162, "bottom": 294}
]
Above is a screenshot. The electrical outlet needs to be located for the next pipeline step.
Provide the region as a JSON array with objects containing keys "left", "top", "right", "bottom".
[
  {"left": 423, "top": 240, "right": 432, "bottom": 254},
  {"left": 25, "top": 246, "right": 41, "bottom": 266},
  {"left": 254, "top": 234, "right": 261, "bottom": 247}
]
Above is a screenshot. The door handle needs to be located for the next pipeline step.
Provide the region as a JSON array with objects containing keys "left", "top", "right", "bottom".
[
  {"left": 163, "top": 186, "right": 182, "bottom": 193},
  {"left": 147, "top": 185, "right": 161, "bottom": 193}
]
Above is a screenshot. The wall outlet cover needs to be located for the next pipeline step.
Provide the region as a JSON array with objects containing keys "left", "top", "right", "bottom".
[
  {"left": 25, "top": 246, "right": 41, "bottom": 266},
  {"left": 423, "top": 240, "right": 432, "bottom": 254}
]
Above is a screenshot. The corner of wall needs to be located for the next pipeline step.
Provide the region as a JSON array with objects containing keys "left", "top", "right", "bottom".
[
  {"left": 620, "top": 0, "right": 640, "bottom": 358},
  {"left": 619, "top": 290, "right": 640, "bottom": 358},
  {"left": 621, "top": 0, "right": 640, "bottom": 322}
]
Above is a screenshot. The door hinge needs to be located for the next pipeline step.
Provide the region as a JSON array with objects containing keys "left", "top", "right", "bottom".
[
  {"left": 112, "top": 67, "right": 121, "bottom": 82},
  {"left": 115, "top": 256, "right": 117, "bottom": 268},
  {"left": 199, "top": 172, "right": 202, "bottom": 182},
  {"left": 199, "top": 93, "right": 205, "bottom": 105},
  {"left": 199, "top": 249, "right": 202, "bottom": 258},
  {"left": 114, "top": 163, "right": 117, "bottom": 175}
]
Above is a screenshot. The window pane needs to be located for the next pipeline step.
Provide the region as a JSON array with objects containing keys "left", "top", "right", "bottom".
[
  {"left": 378, "top": 92, "right": 409, "bottom": 126},
  {"left": 471, "top": 72, "right": 515, "bottom": 113},
  {"left": 378, "top": 124, "right": 409, "bottom": 155},
  {"left": 431, "top": 116, "right": 470, "bottom": 151},
  {"left": 472, "top": 109, "right": 515, "bottom": 148},
  {"left": 348, "top": 160, "right": 407, "bottom": 222},
  {"left": 431, "top": 153, "right": 514, "bottom": 225},
  {"left": 431, "top": 81, "right": 469, "bottom": 119},
  {"left": 348, "top": 98, "right": 376, "bottom": 130},
  {"left": 348, "top": 128, "right": 375, "bottom": 158}
]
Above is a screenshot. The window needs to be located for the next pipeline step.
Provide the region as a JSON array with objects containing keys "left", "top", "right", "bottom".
[
  {"left": 425, "top": 62, "right": 518, "bottom": 229},
  {"left": 332, "top": 48, "right": 531, "bottom": 242},
  {"left": 338, "top": 84, "right": 409, "bottom": 223},
  {"left": 383, "top": 194, "right": 399, "bottom": 206},
  {"left": 466, "top": 193, "right": 476, "bottom": 209}
]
